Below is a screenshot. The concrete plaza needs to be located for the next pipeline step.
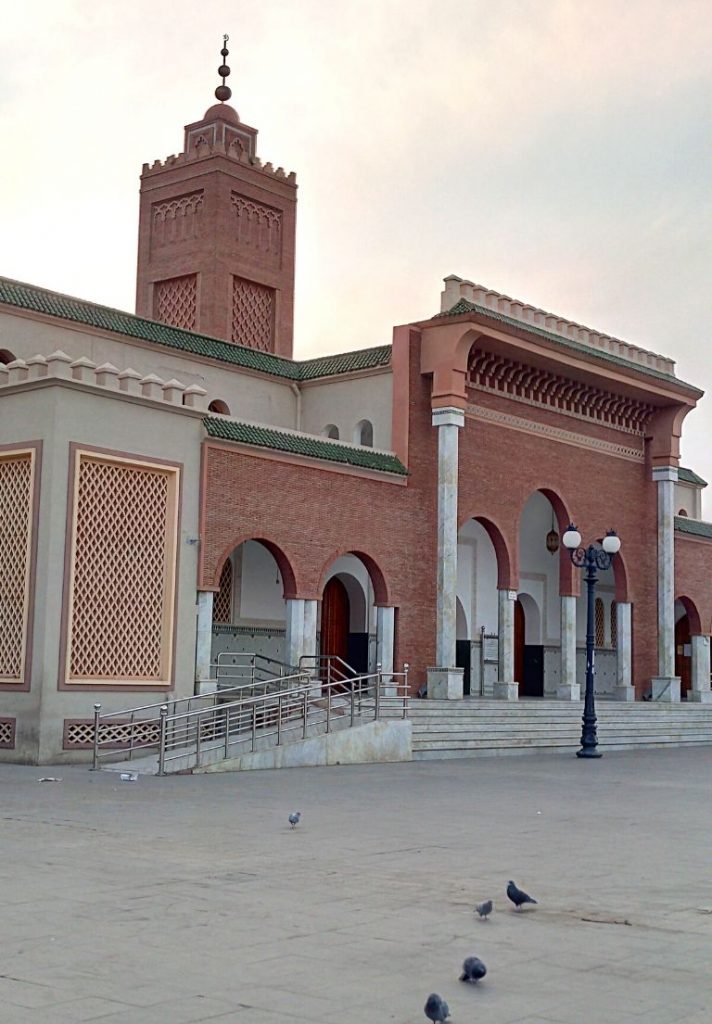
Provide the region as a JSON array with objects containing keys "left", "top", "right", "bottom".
[{"left": 1, "top": 748, "right": 711, "bottom": 1023}]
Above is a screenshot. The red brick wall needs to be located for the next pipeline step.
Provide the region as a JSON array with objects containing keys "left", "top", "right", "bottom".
[
  {"left": 675, "top": 536, "right": 712, "bottom": 634},
  {"left": 200, "top": 328, "right": 704, "bottom": 696}
]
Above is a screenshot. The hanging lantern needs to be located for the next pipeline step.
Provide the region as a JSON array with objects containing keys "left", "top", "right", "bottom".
[{"left": 546, "top": 511, "right": 559, "bottom": 554}]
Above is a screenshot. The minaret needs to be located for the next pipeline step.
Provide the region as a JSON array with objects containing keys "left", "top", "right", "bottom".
[{"left": 135, "top": 36, "right": 297, "bottom": 358}]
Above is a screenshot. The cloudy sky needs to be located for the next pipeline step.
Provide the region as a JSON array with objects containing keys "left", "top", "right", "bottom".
[{"left": 2, "top": 2, "right": 711, "bottom": 502}]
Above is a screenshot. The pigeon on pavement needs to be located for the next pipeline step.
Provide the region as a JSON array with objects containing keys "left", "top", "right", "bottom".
[
  {"left": 424, "top": 993, "right": 450, "bottom": 1023},
  {"left": 475, "top": 899, "right": 493, "bottom": 920},
  {"left": 459, "top": 956, "right": 487, "bottom": 983},
  {"left": 288, "top": 811, "right": 301, "bottom": 829},
  {"left": 507, "top": 879, "right": 538, "bottom": 910}
]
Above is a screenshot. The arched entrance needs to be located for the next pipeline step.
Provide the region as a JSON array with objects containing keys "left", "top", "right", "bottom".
[
  {"left": 516, "top": 593, "right": 544, "bottom": 697},
  {"left": 674, "top": 600, "right": 694, "bottom": 699},
  {"left": 321, "top": 577, "right": 350, "bottom": 666}
]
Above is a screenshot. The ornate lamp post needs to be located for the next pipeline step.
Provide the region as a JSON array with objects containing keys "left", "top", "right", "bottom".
[{"left": 562, "top": 525, "right": 622, "bottom": 759}]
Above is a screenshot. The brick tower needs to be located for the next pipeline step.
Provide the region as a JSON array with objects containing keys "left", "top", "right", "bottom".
[{"left": 136, "top": 37, "right": 297, "bottom": 358}]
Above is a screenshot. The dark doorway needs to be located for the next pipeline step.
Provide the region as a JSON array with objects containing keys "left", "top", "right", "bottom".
[
  {"left": 675, "top": 614, "right": 692, "bottom": 699},
  {"left": 321, "top": 577, "right": 350, "bottom": 665},
  {"left": 456, "top": 640, "right": 472, "bottom": 696},
  {"left": 515, "top": 598, "right": 544, "bottom": 697}
]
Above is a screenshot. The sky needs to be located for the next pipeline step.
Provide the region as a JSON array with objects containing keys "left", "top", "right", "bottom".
[{"left": 2, "top": 1, "right": 712, "bottom": 505}]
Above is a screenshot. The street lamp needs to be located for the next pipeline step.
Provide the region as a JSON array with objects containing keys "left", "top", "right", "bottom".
[{"left": 562, "top": 525, "right": 621, "bottom": 759}]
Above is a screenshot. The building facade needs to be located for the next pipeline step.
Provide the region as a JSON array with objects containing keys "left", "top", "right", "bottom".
[{"left": 1, "top": 73, "right": 711, "bottom": 764}]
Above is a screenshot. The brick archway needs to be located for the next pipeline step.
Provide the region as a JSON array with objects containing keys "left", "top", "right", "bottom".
[{"left": 210, "top": 536, "right": 299, "bottom": 599}]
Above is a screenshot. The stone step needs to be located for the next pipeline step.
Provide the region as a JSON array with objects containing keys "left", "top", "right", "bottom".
[
  {"left": 414, "top": 730, "right": 712, "bottom": 747},
  {"left": 413, "top": 738, "right": 712, "bottom": 759}
]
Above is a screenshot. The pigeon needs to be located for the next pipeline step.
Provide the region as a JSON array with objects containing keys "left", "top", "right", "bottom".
[
  {"left": 288, "top": 811, "right": 301, "bottom": 829},
  {"left": 475, "top": 899, "right": 493, "bottom": 920},
  {"left": 424, "top": 993, "right": 450, "bottom": 1023},
  {"left": 460, "top": 955, "right": 487, "bottom": 983},
  {"left": 507, "top": 879, "right": 538, "bottom": 910}
]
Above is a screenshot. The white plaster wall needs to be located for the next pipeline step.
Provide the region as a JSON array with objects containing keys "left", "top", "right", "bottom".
[
  {"left": 674, "top": 482, "right": 702, "bottom": 520},
  {"left": 0, "top": 383, "right": 203, "bottom": 763},
  {"left": 457, "top": 519, "right": 498, "bottom": 637},
  {"left": 238, "top": 541, "right": 287, "bottom": 623},
  {"left": 299, "top": 371, "right": 393, "bottom": 450},
  {"left": 0, "top": 311, "right": 297, "bottom": 429},
  {"left": 519, "top": 491, "right": 561, "bottom": 642}
]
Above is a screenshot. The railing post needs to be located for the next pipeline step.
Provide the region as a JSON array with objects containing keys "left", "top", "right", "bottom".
[
  {"left": 326, "top": 684, "right": 331, "bottom": 733},
  {"left": 252, "top": 705, "right": 257, "bottom": 751},
  {"left": 195, "top": 709, "right": 202, "bottom": 766},
  {"left": 350, "top": 684, "right": 355, "bottom": 727},
  {"left": 91, "top": 703, "right": 101, "bottom": 770},
  {"left": 224, "top": 707, "right": 230, "bottom": 758},
  {"left": 277, "top": 693, "right": 282, "bottom": 746},
  {"left": 375, "top": 663, "right": 382, "bottom": 720},
  {"left": 303, "top": 688, "right": 309, "bottom": 739},
  {"left": 403, "top": 662, "right": 409, "bottom": 719},
  {"left": 157, "top": 704, "right": 168, "bottom": 776}
]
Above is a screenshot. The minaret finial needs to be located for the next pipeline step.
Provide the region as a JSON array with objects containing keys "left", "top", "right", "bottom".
[{"left": 215, "top": 34, "right": 232, "bottom": 102}]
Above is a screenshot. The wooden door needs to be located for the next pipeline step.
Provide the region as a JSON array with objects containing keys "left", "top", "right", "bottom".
[
  {"left": 321, "top": 577, "right": 350, "bottom": 664},
  {"left": 514, "top": 599, "right": 525, "bottom": 691},
  {"left": 675, "top": 614, "right": 692, "bottom": 699}
]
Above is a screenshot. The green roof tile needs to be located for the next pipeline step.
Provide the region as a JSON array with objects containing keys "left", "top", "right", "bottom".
[
  {"left": 436, "top": 298, "right": 698, "bottom": 391},
  {"left": 674, "top": 516, "right": 712, "bottom": 539},
  {"left": 204, "top": 416, "right": 408, "bottom": 475},
  {"left": 678, "top": 466, "right": 707, "bottom": 487},
  {"left": 0, "top": 276, "right": 391, "bottom": 381}
]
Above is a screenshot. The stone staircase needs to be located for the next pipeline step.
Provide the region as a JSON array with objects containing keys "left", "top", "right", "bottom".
[{"left": 406, "top": 699, "right": 712, "bottom": 759}]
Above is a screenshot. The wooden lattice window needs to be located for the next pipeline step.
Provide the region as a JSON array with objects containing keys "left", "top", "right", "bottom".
[
  {"left": 0, "top": 450, "right": 36, "bottom": 683},
  {"left": 65, "top": 451, "right": 180, "bottom": 685},
  {"left": 213, "top": 559, "right": 233, "bottom": 624},
  {"left": 610, "top": 601, "right": 617, "bottom": 649},
  {"left": 595, "top": 598, "right": 605, "bottom": 648}
]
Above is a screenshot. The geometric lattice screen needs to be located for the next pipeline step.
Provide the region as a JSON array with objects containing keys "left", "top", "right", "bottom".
[
  {"left": 153, "top": 273, "right": 197, "bottom": 331},
  {"left": 595, "top": 597, "right": 605, "bottom": 648},
  {"left": 66, "top": 453, "right": 179, "bottom": 684},
  {"left": 231, "top": 276, "right": 274, "bottom": 351},
  {"left": 212, "top": 558, "right": 233, "bottom": 624},
  {"left": 0, "top": 451, "right": 34, "bottom": 683}
]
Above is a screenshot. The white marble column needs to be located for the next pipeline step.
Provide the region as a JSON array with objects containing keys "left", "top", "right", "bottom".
[
  {"left": 690, "top": 635, "right": 712, "bottom": 702},
  {"left": 427, "top": 407, "right": 465, "bottom": 699},
  {"left": 285, "top": 598, "right": 305, "bottom": 669},
  {"left": 302, "top": 599, "right": 319, "bottom": 694},
  {"left": 494, "top": 589, "right": 518, "bottom": 700},
  {"left": 651, "top": 466, "right": 680, "bottom": 701},
  {"left": 615, "top": 601, "right": 635, "bottom": 701},
  {"left": 376, "top": 606, "right": 395, "bottom": 693},
  {"left": 195, "top": 591, "right": 215, "bottom": 694},
  {"left": 557, "top": 595, "right": 579, "bottom": 700}
]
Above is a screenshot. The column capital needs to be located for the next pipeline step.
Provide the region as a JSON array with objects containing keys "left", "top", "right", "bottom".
[
  {"left": 652, "top": 466, "right": 678, "bottom": 483},
  {"left": 432, "top": 407, "right": 465, "bottom": 429}
]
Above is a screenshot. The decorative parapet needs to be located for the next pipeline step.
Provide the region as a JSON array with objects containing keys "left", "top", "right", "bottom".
[
  {"left": 440, "top": 275, "right": 675, "bottom": 377},
  {"left": 0, "top": 352, "right": 210, "bottom": 412},
  {"left": 141, "top": 138, "right": 296, "bottom": 184}
]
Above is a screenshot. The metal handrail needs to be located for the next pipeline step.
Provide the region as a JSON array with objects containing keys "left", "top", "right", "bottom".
[{"left": 91, "top": 663, "right": 410, "bottom": 774}]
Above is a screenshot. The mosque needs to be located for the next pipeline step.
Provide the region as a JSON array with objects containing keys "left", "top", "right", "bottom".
[{"left": 1, "top": 42, "right": 711, "bottom": 764}]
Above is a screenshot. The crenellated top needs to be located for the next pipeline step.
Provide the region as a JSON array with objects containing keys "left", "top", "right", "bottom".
[
  {"left": 440, "top": 275, "right": 675, "bottom": 377},
  {"left": 0, "top": 352, "right": 209, "bottom": 410},
  {"left": 141, "top": 137, "right": 296, "bottom": 184}
]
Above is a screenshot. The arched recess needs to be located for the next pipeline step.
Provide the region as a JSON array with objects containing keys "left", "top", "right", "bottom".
[
  {"left": 320, "top": 551, "right": 387, "bottom": 675},
  {"left": 515, "top": 593, "right": 544, "bottom": 697},
  {"left": 323, "top": 424, "right": 339, "bottom": 439},
  {"left": 353, "top": 419, "right": 374, "bottom": 447},
  {"left": 536, "top": 487, "right": 576, "bottom": 597},
  {"left": 0, "top": 349, "right": 16, "bottom": 365},
  {"left": 208, "top": 399, "right": 231, "bottom": 415},
  {"left": 457, "top": 515, "right": 512, "bottom": 696},
  {"left": 209, "top": 537, "right": 299, "bottom": 669},
  {"left": 317, "top": 548, "right": 390, "bottom": 606},
  {"left": 674, "top": 596, "right": 701, "bottom": 700}
]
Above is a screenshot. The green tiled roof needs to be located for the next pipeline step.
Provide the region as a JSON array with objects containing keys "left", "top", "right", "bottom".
[
  {"left": 204, "top": 416, "right": 408, "bottom": 475},
  {"left": 678, "top": 466, "right": 707, "bottom": 487},
  {"left": 674, "top": 516, "right": 712, "bottom": 539},
  {"left": 0, "top": 276, "right": 391, "bottom": 381},
  {"left": 436, "top": 298, "right": 698, "bottom": 392}
]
